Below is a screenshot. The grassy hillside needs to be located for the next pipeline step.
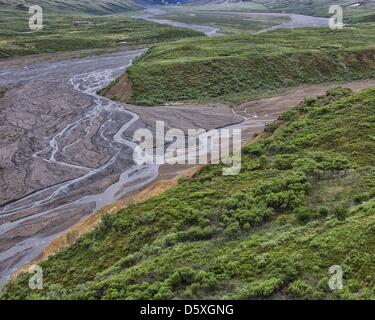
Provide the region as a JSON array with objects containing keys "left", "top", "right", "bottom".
[
  {"left": 153, "top": 11, "right": 290, "bottom": 34},
  {"left": 2, "top": 86, "right": 375, "bottom": 299},
  {"left": 125, "top": 24, "right": 375, "bottom": 105},
  {"left": 0, "top": 9, "right": 202, "bottom": 58},
  {"left": 0, "top": 0, "right": 140, "bottom": 15},
  {"left": 178, "top": 0, "right": 375, "bottom": 23}
]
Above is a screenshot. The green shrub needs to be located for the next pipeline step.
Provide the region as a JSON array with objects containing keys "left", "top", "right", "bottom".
[
  {"left": 304, "top": 97, "right": 317, "bottom": 106},
  {"left": 334, "top": 206, "right": 349, "bottom": 221},
  {"left": 265, "top": 122, "right": 281, "bottom": 134},
  {"left": 288, "top": 279, "right": 313, "bottom": 299},
  {"left": 101, "top": 213, "right": 115, "bottom": 231},
  {"left": 295, "top": 207, "right": 313, "bottom": 224},
  {"left": 223, "top": 221, "right": 241, "bottom": 238},
  {"left": 247, "top": 277, "right": 284, "bottom": 298},
  {"left": 243, "top": 143, "right": 263, "bottom": 157},
  {"left": 317, "top": 206, "right": 329, "bottom": 218},
  {"left": 272, "top": 155, "right": 295, "bottom": 170},
  {"left": 353, "top": 192, "right": 372, "bottom": 204},
  {"left": 233, "top": 204, "right": 274, "bottom": 227},
  {"left": 322, "top": 156, "right": 351, "bottom": 171}
]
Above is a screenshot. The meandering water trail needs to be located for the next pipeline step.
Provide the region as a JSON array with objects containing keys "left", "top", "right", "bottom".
[
  {"left": 0, "top": 47, "right": 240, "bottom": 286},
  {"left": 0, "top": 49, "right": 162, "bottom": 285}
]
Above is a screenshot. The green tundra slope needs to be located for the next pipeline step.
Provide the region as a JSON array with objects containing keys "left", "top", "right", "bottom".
[
  {"left": 0, "top": 0, "right": 140, "bottom": 15},
  {"left": 125, "top": 24, "right": 375, "bottom": 105},
  {"left": 2, "top": 86, "right": 375, "bottom": 300},
  {"left": 0, "top": 3, "right": 202, "bottom": 58}
]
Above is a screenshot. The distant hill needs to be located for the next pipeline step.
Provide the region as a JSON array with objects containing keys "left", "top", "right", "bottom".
[
  {"left": 181, "top": 0, "right": 242, "bottom": 4},
  {"left": 0, "top": 0, "right": 140, "bottom": 15},
  {"left": 181, "top": 0, "right": 375, "bottom": 22},
  {"left": 248, "top": 0, "right": 375, "bottom": 17},
  {"left": 3, "top": 0, "right": 374, "bottom": 20},
  {"left": 133, "top": 0, "right": 191, "bottom": 6}
]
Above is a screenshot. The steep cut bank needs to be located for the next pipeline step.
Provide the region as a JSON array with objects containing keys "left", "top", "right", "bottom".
[
  {"left": 2, "top": 86, "right": 375, "bottom": 299},
  {"left": 124, "top": 25, "right": 375, "bottom": 105},
  {"left": 98, "top": 73, "right": 133, "bottom": 103}
]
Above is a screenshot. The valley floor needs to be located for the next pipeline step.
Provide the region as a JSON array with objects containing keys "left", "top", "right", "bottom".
[
  {"left": 1, "top": 1, "right": 375, "bottom": 300},
  {"left": 2, "top": 83, "right": 375, "bottom": 299},
  {"left": 1, "top": 58, "right": 374, "bottom": 288}
]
